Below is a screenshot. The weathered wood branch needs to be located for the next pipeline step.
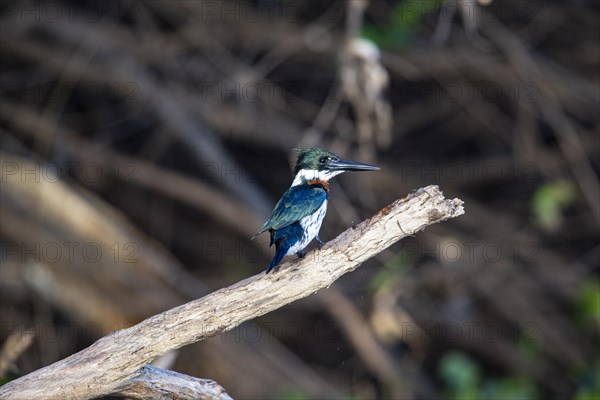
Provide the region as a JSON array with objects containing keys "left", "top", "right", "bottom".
[
  {"left": 0, "top": 185, "right": 464, "bottom": 400},
  {"left": 114, "top": 365, "right": 233, "bottom": 400}
]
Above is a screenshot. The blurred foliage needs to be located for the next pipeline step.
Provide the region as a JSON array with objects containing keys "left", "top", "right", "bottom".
[
  {"left": 1, "top": 0, "right": 598, "bottom": 398},
  {"left": 531, "top": 181, "right": 577, "bottom": 232},
  {"left": 368, "top": 250, "right": 413, "bottom": 293},
  {"left": 481, "top": 377, "right": 538, "bottom": 400},
  {"left": 516, "top": 328, "right": 542, "bottom": 361},
  {"left": 438, "top": 351, "right": 538, "bottom": 400},
  {"left": 361, "top": 0, "right": 443, "bottom": 48},
  {"left": 276, "top": 387, "right": 363, "bottom": 400},
  {"left": 0, "top": 374, "right": 15, "bottom": 386},
  {"left": 576, "top": 279, "right": 600, "bottom": 325},
  {"left": 438, "top": 351, "right": 481, "bottom": 400},
  {"left": 574, "top": 359, "right": 600, "bottom": 400},
  {"left": 276, "top": 388, "right": 310, "bottom": 400}
]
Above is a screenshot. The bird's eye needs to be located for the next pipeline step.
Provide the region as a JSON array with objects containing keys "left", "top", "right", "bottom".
[{"left": 319, "top": 157, "right": 328, "bottom": 164}]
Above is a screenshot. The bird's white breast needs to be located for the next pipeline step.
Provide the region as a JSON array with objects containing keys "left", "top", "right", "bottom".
[{"left": 287, "top": 200, "right": 328, "bottom": 255}]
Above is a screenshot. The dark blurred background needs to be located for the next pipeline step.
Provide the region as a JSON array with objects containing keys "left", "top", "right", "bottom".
[{"left": 0, "top": 0, "right": 598, "bottom": 399}]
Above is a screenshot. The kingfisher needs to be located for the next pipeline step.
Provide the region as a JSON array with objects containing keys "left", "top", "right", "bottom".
[{"left": 253, "top": 148, "right": 380, "bottom": 273}]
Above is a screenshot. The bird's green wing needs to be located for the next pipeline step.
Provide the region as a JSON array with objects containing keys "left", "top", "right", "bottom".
[{"left": 254, "top": 184, "right": 328, "bottom": 236}]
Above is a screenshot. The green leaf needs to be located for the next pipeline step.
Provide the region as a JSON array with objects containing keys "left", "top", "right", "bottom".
[
  {"left": 574, "top": 360, "right": 600, "bottom": 400},
  {"left": 392, "top": 0, "right": 443, "bottom": 29},
  {"left": 518, "top": 325, "right": 542, "bottom": 359},
  {"left": 576, "top": 279, "right": 600, "bottom": 322},
  {"left": 360, "top": 0, "right": 443, "bottom": 49},
  {"left": 482, "top": 376, "right": 538, "bottom": 400},
  {"left": 368, "top": 251, "right": 411, "bottom": 293},
  {"left": 532, "top": 181, "right": 577, "bottom": 231},
  {"left": 275, "top": 388, "right": 310, "bottom": 400},
  {"left": 438, "top": 351, "right": 481, "bottom": 390},
  {"left": 0, "top": 372, "right": 18, "bottom": 386}
]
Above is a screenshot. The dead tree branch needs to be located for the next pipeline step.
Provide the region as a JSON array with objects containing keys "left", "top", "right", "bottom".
[
  {"left": 0, "top": 185, "right": 464, "bottom": 400},
  {"left": 114, "top": 365, "right": 233, "bottom": 400}
]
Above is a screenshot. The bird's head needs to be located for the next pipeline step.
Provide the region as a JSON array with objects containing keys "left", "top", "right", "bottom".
[{"left": 291, "top": 148, "right": 380, "bottom": 186}]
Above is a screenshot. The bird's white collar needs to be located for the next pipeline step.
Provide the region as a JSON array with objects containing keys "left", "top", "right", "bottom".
[{"left": 291, "top": 169, "right": 344, "bottom": 187}]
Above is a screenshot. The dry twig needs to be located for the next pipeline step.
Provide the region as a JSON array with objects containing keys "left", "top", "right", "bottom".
[{"left": 114, "top": 365, "right": 233, "bottom": 400}]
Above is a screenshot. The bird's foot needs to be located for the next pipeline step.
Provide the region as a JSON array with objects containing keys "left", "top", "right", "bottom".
[
  {"left": 316, "top": 236, "right": 324, "bottom": 249},
  {"left": 296, "top": 251, "right": 305, "bottom": 258}
]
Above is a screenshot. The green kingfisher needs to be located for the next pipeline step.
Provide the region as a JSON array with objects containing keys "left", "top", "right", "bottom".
[{"left": 253, "top": 148, "right": 380, "bottom": 273}]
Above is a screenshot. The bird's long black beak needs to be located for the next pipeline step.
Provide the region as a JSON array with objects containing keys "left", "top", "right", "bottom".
[{"left": 326, "top": 158, "right": 380, "bottom": 172}]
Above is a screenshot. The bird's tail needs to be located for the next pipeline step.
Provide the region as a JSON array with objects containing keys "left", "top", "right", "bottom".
[
  {"left": 251, "top": 228, "right": 264, "bottom": 241},
  {"left": 265, "top": 245, "right": 288, "bottom": 273}
]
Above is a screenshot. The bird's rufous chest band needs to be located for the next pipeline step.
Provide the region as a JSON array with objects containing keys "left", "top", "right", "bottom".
[{"left": 307, "top": 179, "right": 330, "bottom": 193}]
